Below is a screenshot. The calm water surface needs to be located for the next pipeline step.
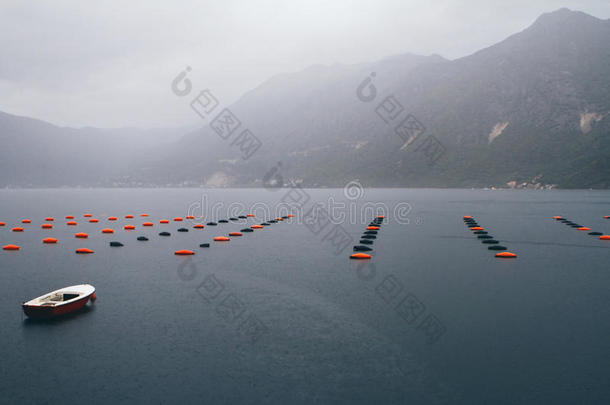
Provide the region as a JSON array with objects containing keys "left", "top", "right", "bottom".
[{"left": 0, "top": 188, "right": 609, "bottom": 404}]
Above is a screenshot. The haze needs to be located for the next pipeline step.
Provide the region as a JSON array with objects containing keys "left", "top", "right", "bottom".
[{"left": 1, "top": 0, "right": 609, "bottom": 128}]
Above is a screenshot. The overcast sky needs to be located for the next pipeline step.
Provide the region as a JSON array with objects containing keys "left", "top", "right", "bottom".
[{"left": 1, "top": 0, "right": 608, "bottom": 128}]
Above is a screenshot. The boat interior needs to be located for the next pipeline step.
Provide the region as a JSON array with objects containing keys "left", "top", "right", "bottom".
[{"left": 38, "top": 292, "right": 81, "bottom": 305}]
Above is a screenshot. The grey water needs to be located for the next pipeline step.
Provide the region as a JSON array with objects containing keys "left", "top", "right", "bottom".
[{"left": 0, "top": 188, "right": 609, "bottom": 404}]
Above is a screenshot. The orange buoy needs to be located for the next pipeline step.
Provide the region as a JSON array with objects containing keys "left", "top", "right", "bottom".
[
  {"left": 3, "top": 244, "right": 20, "bottom": 250},
  {"left": 83, "top": 214, "right": 92, "bottom": 218},
  {"left": 140, "top": 213, "right": 149, "bottom": 217},
  {"left": 142, "top": 222, "right": 153, "bottom": 227},
  {"left": 185, "top": 215, "right": 195, "bottom": 220},
  {"left": 495, "top": 252, "right": 517, "bottom": 258},
  {"left": 577, "top": 227, "right": 591, "bottom": 231},
  {"left": 75, "top": 248, "right": 94, "bottom": 254},
  {"left": 470, "top": 227, "right": 484, "bottom": 231},
  {"left": 350, "top": 253, "right": 371, "bottom": 260},
  {"left": 193, "top": 224, "right": 204, "bottom": 229},
  {"left": 229, "top": 232, "right": 242, "bottom": 237},
  {"left": 251, "top": 225, "right": 263, "bottom": 229},
  {"left": 124, "top": 225, "right": 136, "bottom": 230},
  {"left": 275, "top": 217, "right": 283, "bottom": 221},
  {"left": 74, "top": 232, "right": 89, "bottom": 238},
  {"left": 125, "top": 214, "right": 134, "bottom": 219},
  {"left": 552, "top": 216, "right": 563, "bottom": 220},
  {"left": 42, "top": 238, "right": 58, "bottom": 244},
  {"left": 41, "top": 223, "right": 53, "bottom": 229},
  {"left": 21, "top": 219, "right": 31, "bottom": 224},
  {"left": 45, "top": 217, "right": 54, "bottom": 221},
  {"left": 463, "top": 215, "right": 472, "bottom": 219},
  {"left": 603, "top": 215, "right": 610, "bottom": 219},
  {"left": 377, "top": 215, "right": 385, "bottom": 219},
  {"left": 89, "top": 218, "right": 99, "bottom": 223},
  {"left": 12, "top": 227, "right": 24, "bottom": 232},
  {"left": 65, "top": 215, "right": 74, "bottom": 219},
  {"left": 66, "top": 221, "right": 77, "bottom": 226},
  {"left": 247, "top": 214, "right": 255, "bottom": 217},
  {"left": 599, "top": 235, "right": 610, "bottom": 240},
  {"left": 107, "top": 216, "right": 118, "bottom": 221},
  {"left": 90, "top": 293, "right": 97, "bottom": 301},
  {"left": 0, "top": 222, "right": 5, "bottom": 226},
  {"left": 175, "top": 249, "right": 195, "bottom": 255},
  {"left": 287, "top": 214, "right": 294, "bottom": 218},
  {"left": 214, "top": 236, "right": 230, "bottom": 241},
  {"left": 101, "top": 228, "right": 114, "bottom": 234},
  {"left": 159, "top": 219, "right": 169, "bottom": 224},
  {"left": 366, "top": 226, "right": 379, "bottom": 230},
  {"left": 173, "top": 217, "right": 183, "bottom": 222}
]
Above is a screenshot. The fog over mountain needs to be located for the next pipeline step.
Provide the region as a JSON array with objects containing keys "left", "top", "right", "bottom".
[{"left": 1, "top": 8, "right": 609, "bottom": 188}]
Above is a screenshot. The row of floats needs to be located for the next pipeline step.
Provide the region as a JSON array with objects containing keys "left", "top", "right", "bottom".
[
  {"left": 1, "top": 213, "right": 248, "bottom": 231},
  {"left": 463, "top": 216, "right": 517, "bottom": 258},
  {"left": 1, "top": 213, "right": 295, "bottom": 254},
  {"left": 350, "top": 216, "right": 384, "bottom": 260},
  {"left": 552, "top": 216, "right": 610, "bottom": 240},
  {"left": 174, "top": 215, "right": 292, "bottom": 255}
]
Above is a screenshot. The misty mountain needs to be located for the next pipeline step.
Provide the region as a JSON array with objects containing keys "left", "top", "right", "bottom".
[
  {"left": 134, "top": 8, "right": 610, "bottom": 189},
  {"left": 0, "top": 111, "right": 188, "bottom": 187},
  {"left": 1, "top": 8, "right": 609, "bottom": 188}
]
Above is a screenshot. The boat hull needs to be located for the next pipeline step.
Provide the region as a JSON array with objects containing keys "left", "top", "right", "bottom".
[{"left": 23, "top": 293, "right": 92, "bottom": 319}]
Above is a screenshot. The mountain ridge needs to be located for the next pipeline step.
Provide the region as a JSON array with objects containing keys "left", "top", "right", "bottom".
[{"left": 1, "top": 8, "right": 609, "bottom": 188}]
